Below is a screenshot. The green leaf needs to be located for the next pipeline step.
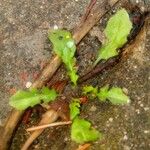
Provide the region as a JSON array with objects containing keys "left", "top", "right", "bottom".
[
  {"left": 97, "top": 84, "right": 109, "bottom": 101},
  {"left": 69, "top": 99, "right": 80, "bottom": 120},
  {"left": 48, "top": 29, "right": 78, "bottom": 85},
  {"left": 83, "top": 85, "right": 98, "bottom": 98},
  {"left": 95, "top": 8, "right": 132, "bottom": 65},
  {"left": 83, "top": 85, "right": 130, "bottom": 105},
  {"left": 40, "top": 87, "right": 57, "bottom": 103},
  {"left": 94, "top": 43, "right": 118, "bottom": 65},
  {"left": 71, "top": 117, "right": 101, "bottom": 143},
  {"left": 9, "top": 87, "right": 57, "bottom": 110},
  {"left": 105, "top": 9, "right": 132, "bottom": 47},
  {"left": 107, "top": 87, "right": 130, "bottom": 105}
]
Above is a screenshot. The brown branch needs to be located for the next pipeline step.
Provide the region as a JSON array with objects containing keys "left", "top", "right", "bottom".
[
  {"left": 21, "top": 110, "right": 58, "bottom": 150},
  {"left": 78, "top": 57, "right": 120, "bottom": 83},
  {"left": 26, "top": 121, "right": 72, "bottom": 132},
  {"left": 76, "top": 143, "right": 91, "bottom": 150},
  {"left": 0, "top": 1, "right": 120, "bottom": 149},
  {"left": 73, "top": 0, "right": 107, "bottom": 44},
  {"left": 80, "top": 0, "right": 97, "bottom": 23}
]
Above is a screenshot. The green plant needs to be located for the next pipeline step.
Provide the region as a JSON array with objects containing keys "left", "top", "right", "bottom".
[
  {"left": 48, "top": 29, "right": 78, "bottom": 85},
  {"left": 94, "top": 9, "right": 132, "bottom": 66},
  {"left": 9, "top": 8, "right": 132, "bottom": 146},
  {"left": 69, "top": 99, "right": 81, "bottom": 120},
  {"left": 83, "top": 84, "right": 130, "bottom": 105},
  {"left": 9, "top": 87, "right": 57, "bottom": 110},
  {"left": 69, "top": 99, "right": 101, "bottom": 143},
  {"left": 71, "top": 117, "right": 101, "bottom": 144}
]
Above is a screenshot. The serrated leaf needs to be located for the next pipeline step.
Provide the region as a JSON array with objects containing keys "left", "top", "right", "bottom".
[
  {"left": 9, "top": 87, "right": 57, "bottom": 110},
  {"left": 40, "top": 87, "right": 57, "bottom": 103},
  {"left": 48, "top": 29, "right": 78, "bottom": 85},
  {"left": 69, "top": 99, "right": 80, "bottom": 120},
  {"left": 71, "top": 117, "right": 101, "bottom": 143},
  {"left": 83, "top": 86, "right": 98, "bottom": 98},
  {"left": 95, "top": 9, "right": 132, "bottom": 65},
  {"left": 9, "top": 89, "right": 40, "bottom": 110},
  {"left": 97, "top": 84, "right": 109, "bottom": 101},
  {"left": 107, "top": 87, "right": 130, "bottom": 104},
  {"left": 83, "top": 85, "right": 130, "bottom": 105}
]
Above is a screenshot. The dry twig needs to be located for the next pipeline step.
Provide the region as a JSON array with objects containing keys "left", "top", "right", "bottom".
[
  {"left": 21, "top": 110, "right": 58, "bottom": 150},
  {"left": 26, "top": 121, "right": 72, "bottom": 132},
  {"left": 80, "top": 0, "right": 97, "bottom": 23},
  {"left": 76, "top": 143, "right": 91, "bottom": 150}
]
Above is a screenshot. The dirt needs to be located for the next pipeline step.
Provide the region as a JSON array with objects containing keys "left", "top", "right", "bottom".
[{"left": 0, "top": 0, "right": 150, "bottom": 150}]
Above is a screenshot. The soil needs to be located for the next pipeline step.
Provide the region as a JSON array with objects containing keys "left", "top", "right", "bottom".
[{"left": 0, "top": 0, "right": 149, "bottom": 150}]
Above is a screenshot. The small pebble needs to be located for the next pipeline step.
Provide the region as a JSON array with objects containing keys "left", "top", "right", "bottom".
[
  {"left": 54, "top": 25, "right": 58, "bottom": 30},
  {"left": 144, "top": 130, "right": 149, "bottom": 134},
  {"left": 109, "top": 118, "right": 113, "bottom": 122},
  {"left": 135, "top": 109, "right": 140, "bottom": 114},
  {"left": 34, "top": 144, "right": 39, "bottom": 149},
  {"left": 144, "top": 107, "right": 149, "bottom": 111},
  {"left": 123, "top": 135, "right": 128, "bottom": 140},
  {"left": 122, "top": 87, "right": 128, "bottom": 94},
  {"left": 64, "top": 137, "right": 68, "bottom": 141},
  {"left": 25, "top": 81, "right": 32, "bottom": 88},
  {"left": 90, "top": 105, "right": 97, "bottom": 112},
  {"left": 140, "top": 103, "right": 144, "bottom": 107}
]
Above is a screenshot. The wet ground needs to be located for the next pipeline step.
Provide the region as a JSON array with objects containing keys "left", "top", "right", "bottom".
[{"left": 0, "top": 0, "right": 150, "bottom": 150}]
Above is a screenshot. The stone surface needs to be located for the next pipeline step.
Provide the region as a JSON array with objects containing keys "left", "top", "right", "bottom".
[
  {"left": 0, "top": 0, "right": 88, "bottom": 122},
  {"left": 0, "top": 0, "right": 149, "bottom": 150}
]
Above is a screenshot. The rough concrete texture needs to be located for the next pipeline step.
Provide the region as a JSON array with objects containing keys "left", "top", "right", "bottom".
[
  {"left": 0, "top": 0, "right": 88, "bottom": 123},
  {"left": 0, "top": 0, "right": 150, "bottom": 150}
]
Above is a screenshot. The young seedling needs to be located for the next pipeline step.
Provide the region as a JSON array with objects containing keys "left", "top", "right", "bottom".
[
  {"left": 83, "top": 85, "right": 130, "bottom": 105},
  {"left": 9, "top": 87, "right": 57, "bottom": 110},
  {"left": 71, "top": 117, "right": 101, "bottom": 144},
  {"left": 48, "top": 29, "right": 78, "bottom": 86},
  {"left": 69, "top": 99, "right": 81, "bottom": 120},
  {"left": 69, "top": 99, "right": 101, "bottom": 144},
  {"left": 94, "top": 9, "right": 132, "bottom": 66}
]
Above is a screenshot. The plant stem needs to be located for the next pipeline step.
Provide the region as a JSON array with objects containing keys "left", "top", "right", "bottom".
[{"left": 26, "top": 121, "right": 72, "bottom": 132}]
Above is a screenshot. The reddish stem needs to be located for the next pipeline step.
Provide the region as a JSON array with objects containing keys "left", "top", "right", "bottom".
[{"left": 22, "top": 109, "right": 32, "bottom": 124}]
